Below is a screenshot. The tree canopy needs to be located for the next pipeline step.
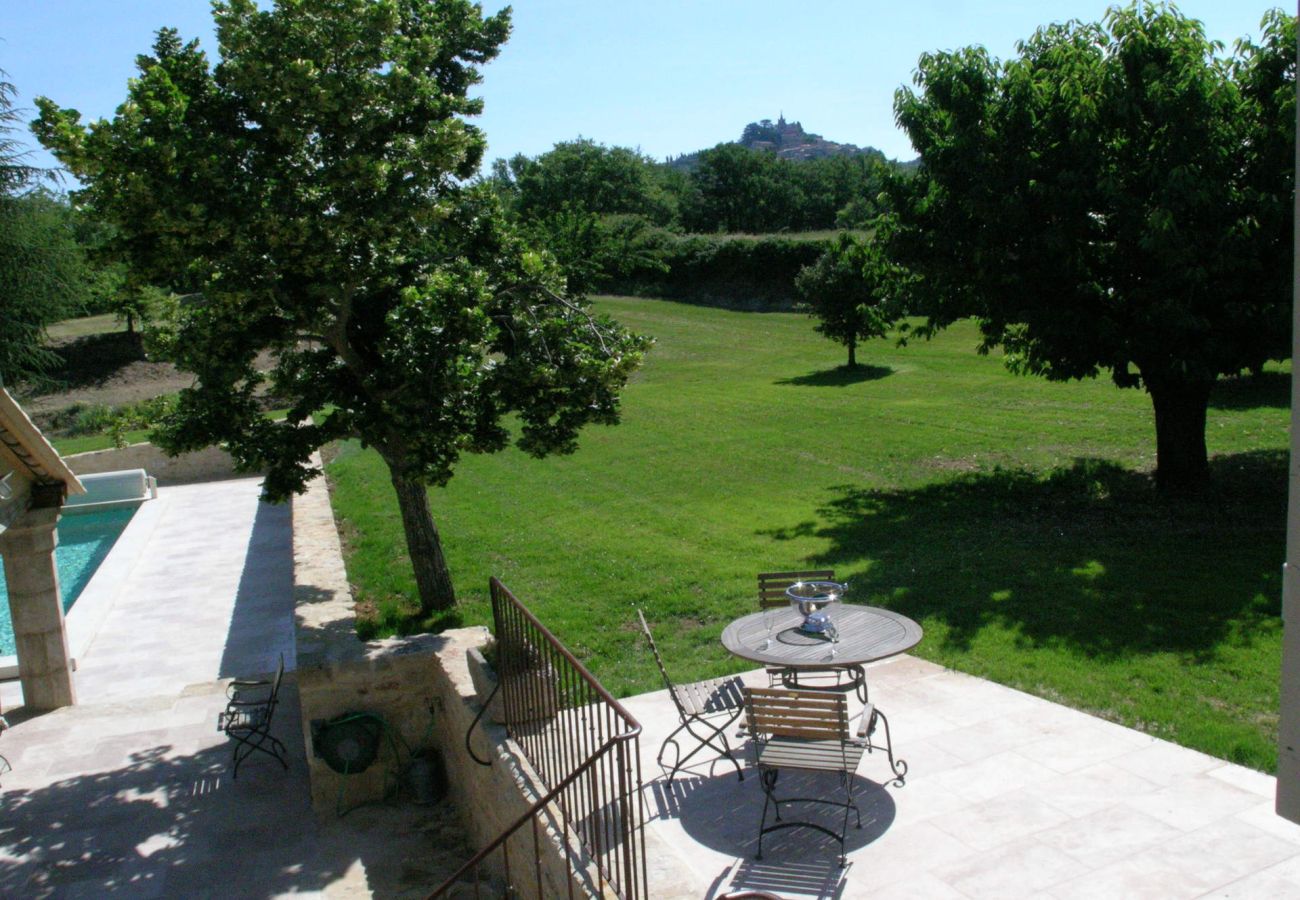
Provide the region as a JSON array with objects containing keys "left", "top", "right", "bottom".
[
  {"left": 494, "top": 138, "right": 677, "bottom": 225},
  {"left": 885, "top": 2, "right": 1296, "bottom": 490},
  {"left": 486, "top": 139, "right": 676, "bottom": 293},
  {"left": 0, "top": 76, "right": 88, "bottom": 384},
  {"left": 35, "top": 0, "right": 649, "bottom": 613},
  {"left": 795, "top": 233, "right": 898, "bottom": 368}
]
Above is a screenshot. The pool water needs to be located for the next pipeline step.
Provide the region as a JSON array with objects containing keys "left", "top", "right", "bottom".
[{"left": 0, "top": 505, "right": 137, "bottom": 657}]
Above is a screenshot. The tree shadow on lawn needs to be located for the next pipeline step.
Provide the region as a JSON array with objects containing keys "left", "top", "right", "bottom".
[
  {"left": 46, "top": 331, "right": 146, "bottom": 389},
  {"left": 776, "top": 364, "right": 893, "bottom": 388},
  {"left": 759, "top": 451, "right": 1286, "bottom": 660},
  {"left": 1209, "top": 370, "right": 1290, "bottom": 410}
]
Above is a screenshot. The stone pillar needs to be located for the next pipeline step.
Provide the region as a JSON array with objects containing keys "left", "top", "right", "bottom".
[
  {"left": 1280, "top": 15, "right": 1300, "bottom": 825},
  {"left": 0, "top": 505, "right": 75, "bottom": 710}
]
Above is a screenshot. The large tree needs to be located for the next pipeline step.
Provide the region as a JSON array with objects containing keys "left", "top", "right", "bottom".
[
  {"left": 488, "top": 139, "right": 675, "bottom": 293},
  {"left": 885, "top": 3, "right": 1295, "bottom": 490},
  {"left": 0, "top": 76, "right": 88, "bottom": 384},
  {"left": 34, "top": 0, "right": 649, "bottom": 613},
  {"left": 683, "top": 143, "right": 805, "bottom": 233},
  {"left": 495, "top": 138, "right": 677, "bottom": 225}
]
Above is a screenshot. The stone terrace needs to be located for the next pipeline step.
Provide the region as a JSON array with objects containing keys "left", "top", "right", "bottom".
[{"left": 628, "top": 657, "right": 1300, "bottom": 899}]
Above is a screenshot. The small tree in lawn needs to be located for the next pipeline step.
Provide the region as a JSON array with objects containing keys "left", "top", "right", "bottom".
[
  {"left": 34, "top": 0, "right": 650, "bottom": 615},
  {"left": 795, "top": 233, "right": 898, "bottom": 368}
]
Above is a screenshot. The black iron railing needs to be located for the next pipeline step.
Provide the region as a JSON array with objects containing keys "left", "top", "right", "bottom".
[{"left": 432, "top": 578, "right": 645, "bottom": 899}]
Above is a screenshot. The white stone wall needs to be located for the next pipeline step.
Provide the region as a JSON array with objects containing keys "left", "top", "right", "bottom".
[{"left": 65, "top": 442, "right": 251, "bottom": 485}]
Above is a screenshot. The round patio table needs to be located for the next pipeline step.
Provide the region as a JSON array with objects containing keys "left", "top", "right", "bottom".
[{"left": 720, "top": 604, "right": 922, "bottom": 697}]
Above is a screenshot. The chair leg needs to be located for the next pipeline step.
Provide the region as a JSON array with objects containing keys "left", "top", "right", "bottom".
[
  {"left": 837, "top": 769, "right": 863, "bottom": 867},
  {"left": 230, "top": 728, "right": 289, "bottom": 779},
  {"left": 755, "top": 767, "right": 780, "bottom": 860},
  {"left": 756, "top": 766, "right": 864, "bottom": 865},
  {"left": 685, "top": 715, "right": 744, "bottom": 781},
  {"left": 656, "top": 720, "right": 690, "bottom": 778},
  {"left": 867, "top": 709, "right": 907, "bottom": 785},
  {"left": 659, "top": 713, "right": 744, "bottom": 783}
]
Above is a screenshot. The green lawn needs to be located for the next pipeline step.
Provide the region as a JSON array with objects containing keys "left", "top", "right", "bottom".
[
  {"left": 46, "top": 313, "right": 124, "bottom": 340},
  {"left": 326, "top": 296, "right": 1289, "bottom": 771},
  {"left": 53, "top": 428, "right": 153, "bottom": 456}
]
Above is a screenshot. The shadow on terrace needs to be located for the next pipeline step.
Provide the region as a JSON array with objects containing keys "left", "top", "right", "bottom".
[{"left": 0, "top": 684, "right": 471, "bottom": 897}]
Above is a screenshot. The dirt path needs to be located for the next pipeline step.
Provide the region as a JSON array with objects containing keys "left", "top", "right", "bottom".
[{"left": 16, "top": 330, "right": 275, "bottom": 434}]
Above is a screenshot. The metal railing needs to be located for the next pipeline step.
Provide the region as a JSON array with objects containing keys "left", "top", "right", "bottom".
[{"left": 432, "top": 578, "right": 645, "bottom": 899}]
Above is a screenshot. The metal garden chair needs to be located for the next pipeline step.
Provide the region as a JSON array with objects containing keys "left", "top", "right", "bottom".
[
  {"left": 757, "top": 570, "right": 837, "bottom": 611},
  {"left": 218, "top": 653, "right": 289, "bottom": 779},
  {"left": 637, "top": 609, "right": 746, "bottom": 783},
  {"left": 743, "top": 686, "right": 872, "bottom": 867}
]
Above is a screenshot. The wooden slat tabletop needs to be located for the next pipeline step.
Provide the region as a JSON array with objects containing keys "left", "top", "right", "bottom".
[{"left": 720, "top": 605, "right": 923, "bottom": 669}]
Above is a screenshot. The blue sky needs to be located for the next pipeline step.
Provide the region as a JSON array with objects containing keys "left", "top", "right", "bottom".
[{"left": 1, "top": 1, "right": 1280, "bottom": 175}]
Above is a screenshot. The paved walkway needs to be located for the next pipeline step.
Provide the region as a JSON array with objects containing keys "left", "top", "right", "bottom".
[
  {"left": 0, "top": 479, "right": 466, "bottom": 898},
  {"left": 627, "top": 656, "right": 1300, "bottom": 899}
]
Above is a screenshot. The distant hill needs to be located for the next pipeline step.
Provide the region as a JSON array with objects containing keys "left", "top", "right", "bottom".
[{"left": 665, "top": 114, "right": 915, "bottom": 170}]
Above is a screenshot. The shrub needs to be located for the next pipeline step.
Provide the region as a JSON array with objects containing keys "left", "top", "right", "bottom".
[
  {"left": 48, "top": 403, "right": 117, "bottom": 436},
  {"left": 609, "top": 233, "right": 832, "bottom": 308}
]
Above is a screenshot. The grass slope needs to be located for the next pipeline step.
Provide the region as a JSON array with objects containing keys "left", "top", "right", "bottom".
[{"left": 327, "top": 296, "right": 1289, "bottom": 770}]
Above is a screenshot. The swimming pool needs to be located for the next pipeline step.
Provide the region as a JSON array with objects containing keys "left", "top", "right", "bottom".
[{"left": 0, "top": 505, "right": 137, "bottom": 657}]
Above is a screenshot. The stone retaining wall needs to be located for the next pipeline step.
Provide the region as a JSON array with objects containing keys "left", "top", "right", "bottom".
[
  {"left": 290, "top": 461, "right": 585, "bottom": 898},
  {"left": 65, "top": 442, "right": 250, "bottom": 485}
]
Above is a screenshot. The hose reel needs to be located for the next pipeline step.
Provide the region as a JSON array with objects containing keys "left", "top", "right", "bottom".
[{"left": 311, "top": 712, "right": 384, "bottom": 775}]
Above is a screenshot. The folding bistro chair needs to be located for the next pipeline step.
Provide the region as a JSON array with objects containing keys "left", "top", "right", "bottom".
[
  {"left": 638, "top": 609, "right": 746, "bottom": 783},
  {"left": 757, "top": 570, "right": 846, "bottom": 689},
  {"left": 218, "top": 654, "right": 289, "bottom": 779},
  {"left": 757, "top": 571, "right": 837, "bottom": 611},
  {"left": 743, "top": 686, "right": 871, "bottom": 867}
]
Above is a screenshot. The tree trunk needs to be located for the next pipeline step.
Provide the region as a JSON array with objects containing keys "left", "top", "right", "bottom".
[
  {"left": 388, "top": 465, "right": 456, "bottom": 612},
  {"left": 847, "top": 338, "right": 857, "bottom": 368},
  {"left": 1146, "top": 375, "right": 1213, "bottom": 492}
]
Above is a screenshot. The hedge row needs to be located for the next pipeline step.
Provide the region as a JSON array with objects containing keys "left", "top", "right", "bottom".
[{"left": 609, "top": 233, "right": 833, "bottom": 310}]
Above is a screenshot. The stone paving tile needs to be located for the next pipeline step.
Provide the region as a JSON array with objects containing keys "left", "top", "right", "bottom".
[
  {"left": 1046, "top": 854, "right": 1217, "bottom": 900},
  {"left": 1208, "top": 761, "right": 1281, "bottom": 798},
  {"left": 1033, "top": 802, "right": 1181, "bottom": 869},
  {"left": 1046, "top": 817, "right": 1297, "bottom": 900},
  {"left": 863, "top": 871, "right": 970, "bottom": 899},
  {"left": 1109, "top": 737, "right": 1224, "bottom": 786},
  {"left": 1020, "top": 760, "right": 1162, "bottom": 819},
  {"left": 885, "top": 735, "right": 967, "bottom": 781},
  {"left": 1014, "top": 719, "right": 1154, "bottom": 775},
  {"left": 923, "top": 711, "right": 1066, "bottom": 764},
  {"left": 934, "top": 836, "right": 1089, "bottom": 899},
  {"left": 1123, "top": 772, "right": 1264, "bottom": 833},
  {"left": 877, "top": 755, "right": 971, "bottom": 825},
  {"left": 835, "top": 818, "right": 977, "bottom": 885},
  {"left": 1197, "top": 854, "right": 1300, "bottom": 899},
  {"left": 877, "top": 704, "right": 961, "bottom": 744},
  {"left": 1235, "top": 798, "right": 1300, "bottom": 845},
  {"left": 929, "top": 788, "right": 1072, "bottom": 852},
  {"left": 927, "top": 749, "right": 1062, "bottom": 806},
  {"left": 1153, "top": 818, "right": 1300, "bottom": 888}
]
